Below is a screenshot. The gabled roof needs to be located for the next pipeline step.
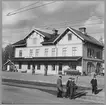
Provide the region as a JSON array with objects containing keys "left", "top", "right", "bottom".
[
  {"left": 70, "top": 27, "right": 104, "bottom": 47},
  {"left": 3, "top": 59, "right": 15, "bottom": 66},
  {"left": 12, "top": 29, "right": 54, "bottom": 46},
  {"left": 12, "top": 27, "right": 104, "bottom": 47},
  {"left": 53, "top": 27, "right": 104, "bottom": 47},
  {"left": 12, "top": 39, "right": 26, "bottom": 47}
]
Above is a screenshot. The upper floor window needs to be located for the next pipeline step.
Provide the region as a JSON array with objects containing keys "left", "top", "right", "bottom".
[
  {"left": 87, "top": 48, "right": 94, "bottom": 58},
  {"left": 68, "top": 33, "right": 72, "bottom": 41},
  {"left": 35, "top": 49, "right": 39, "bottom": 57},
  {"left": 33, "top": 38, "right": 37, "bottom": 44},
  {"left": 52, "top": 48, "right": 56, "bottom": 56},
  {"left": 96, "top": 51, "right": 101, "bottom": 59},
  {"left": 19, "top": 50, "right": 22, "bottom": 57},
  {"left": 44, "top": 48, "right": 48, "bottom": 57},
  {"left": 29, "top": 49, "right": 33, "bottom": 57},
  {"left": 72, "top": 47, "right": 77, "bottom": 56},
  {"left": 62, "top": 48, "right": 67, "bottom": 56}
]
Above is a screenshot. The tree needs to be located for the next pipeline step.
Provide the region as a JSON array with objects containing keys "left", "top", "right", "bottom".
[{"left": 2, "top": 44, "right": 14, "bottom": 65}]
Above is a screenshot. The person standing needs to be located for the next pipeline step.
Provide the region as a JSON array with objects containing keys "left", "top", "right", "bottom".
[
  {"left": 90, "top": 75, "right": 97, "bottom": 94},
  {"left": 65, "top": 78, "right": 72, "bottom": 98},
  {"left": 69, "top": 78, "right": 77, "bottom": 99},
  {"left": 57, "top": 75, "right": 63, "bottom": 98}
]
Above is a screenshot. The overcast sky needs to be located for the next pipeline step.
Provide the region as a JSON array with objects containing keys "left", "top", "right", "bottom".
[{"left": 2, "top": 1, "right": 104, "bottom": 48}]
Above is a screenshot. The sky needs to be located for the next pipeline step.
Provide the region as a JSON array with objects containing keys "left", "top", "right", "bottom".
[{"left": 2, "top": 0, "right": 104, "bottom": 48}]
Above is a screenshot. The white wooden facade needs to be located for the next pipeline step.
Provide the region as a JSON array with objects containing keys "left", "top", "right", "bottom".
[{"left": 13, "top": 27, "right": 104, "bottom": 75}]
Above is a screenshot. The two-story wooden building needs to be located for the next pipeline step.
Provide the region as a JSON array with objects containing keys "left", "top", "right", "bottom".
[{"left": 12, "top": 27, "right": 104, "bottom": 75}]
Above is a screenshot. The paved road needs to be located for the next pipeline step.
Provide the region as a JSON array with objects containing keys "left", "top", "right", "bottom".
[{"left": 2, "top": 85, "right": 103, "bottom": 105}]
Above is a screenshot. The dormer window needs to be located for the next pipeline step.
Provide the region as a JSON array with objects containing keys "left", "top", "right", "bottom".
[
  {"left": 68, "top": 33, "right": 72, "bottom": 41},
  {"left": 33, "top": 38, "right": 37, "bottom": 44}
]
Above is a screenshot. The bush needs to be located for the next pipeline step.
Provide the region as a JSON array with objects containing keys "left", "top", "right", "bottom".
[{"left": 64, "top": 70, "right": 81, "bottom": 76}]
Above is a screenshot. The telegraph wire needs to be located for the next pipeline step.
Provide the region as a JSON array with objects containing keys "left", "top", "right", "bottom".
[
  {"left": 7, "top": 1, "right": 56, "bottom": 16},
  {"left": 7, "top": 1, "right": 40, "bottom": 16}
]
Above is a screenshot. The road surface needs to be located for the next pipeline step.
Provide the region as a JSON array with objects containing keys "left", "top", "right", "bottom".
[{"left": 2, "top": 85, "right": 103, "bottom": 105}]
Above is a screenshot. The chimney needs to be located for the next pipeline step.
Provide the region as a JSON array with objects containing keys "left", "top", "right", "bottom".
[
  {"left": 79, "top": 27, "right": 87, "bottom": 34},
  {"left": 52, "top": 28, "right": 58, "bottom": 35}
]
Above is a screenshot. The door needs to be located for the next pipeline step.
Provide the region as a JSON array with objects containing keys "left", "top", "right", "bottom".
[{"left": 58, "top": 63, "right": 62, "bottom": 74}]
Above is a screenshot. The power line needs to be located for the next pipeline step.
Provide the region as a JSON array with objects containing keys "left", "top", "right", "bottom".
[
  {"left": 7, "top": 1, "right": 56, "bottom": 16},
  {"left": 7, "top": 1, "right": 40, "bottom": 16}
]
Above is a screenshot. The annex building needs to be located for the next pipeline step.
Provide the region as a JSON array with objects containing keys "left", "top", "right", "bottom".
[{"left": 12, "top": 27, "right": 104, "bottom": 75}]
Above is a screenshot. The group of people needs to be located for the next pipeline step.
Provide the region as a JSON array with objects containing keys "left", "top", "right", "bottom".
[
  {"left": 57, "top": 74, "right": 98, "bottom": 99},
  {"left": 57, "top": 75, "right": 77, "bottom": 99}
]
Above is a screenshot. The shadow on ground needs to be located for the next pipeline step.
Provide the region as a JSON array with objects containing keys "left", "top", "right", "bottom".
[
  {"left": 96, "top": 89, "right": 103, "bottom": 94},
  {"left": 36, "top": 88, "right": 87, "bottom": 99}
]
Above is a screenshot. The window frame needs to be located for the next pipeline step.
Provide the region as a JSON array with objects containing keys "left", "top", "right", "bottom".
[
  {"left": 52, "top": 48, "right": 56, "bottom": 57},
  {"left": 44, "top": 48, "right": 48, "bottom": 57},
  {"left": 68, "top": 33, "right": 72, "bottom": 41},
  {"left": 72, "top": 47, "right": 77, "bottom": 56},
  {"left": 19, "top": 50, "right": 22, "bottom": 57},
  {"left": 33, "top": 38, "right": 37, "bottom": 44},
  {"left": 35, "top": 49, "right": 39, "bottom": 57},
  {"left": 29, "top": 49, "right": 33, "bottom": 57},
  {"left": 62, "top": 48, "right": 67, "bottom": 56}
]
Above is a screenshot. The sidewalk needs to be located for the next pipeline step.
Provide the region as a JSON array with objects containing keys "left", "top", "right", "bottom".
[
  {"left": 2, "top": 72, "right": 104, "bottom": 88},
  {"left": 2, "top": 72, "right": 105, "bottom": 103}
]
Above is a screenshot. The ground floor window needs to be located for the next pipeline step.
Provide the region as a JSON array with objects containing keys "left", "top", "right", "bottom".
[
  {"left": 87, "top": 62, "right": 95, "bottom": 74},
  {"left": 51, "top": 64, "right": 55, "bottom": 71},
  {"left": 72, "top": 65, "right": 76, "bottom": 70},
  {"left": 37, "top": 64, "right": 40, "bottom": 70}
]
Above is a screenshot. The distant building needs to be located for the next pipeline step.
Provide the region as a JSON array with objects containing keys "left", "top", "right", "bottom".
[
  {"left": 3, "top": 59, "right": 17, "bottom": 72},
  {"left": 12, "top": 27, "right": 104, "bottom": 75}
]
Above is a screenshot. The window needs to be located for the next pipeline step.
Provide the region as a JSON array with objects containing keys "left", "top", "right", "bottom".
[
  {"left": 96, "top": 51, "right": 101, "bottom": 59},
  {"left": 44, "top": 48, "right": 48, "bottom": 57},
  {"left": 35, "top": 49, "right": 39, "bottom": 57},
  {"left": 29, "top": 49, "right": 33, "bottom": 57},
  {"left": 52, "top": 64, "right": 55, "bottom": 71},
  {"left": 52, "top": 48, "right": 56, "bottom": 56},
  {"left": 37, "top": 64, "right": 40, "bottom": 70},
  {"left": 62, "top": 48, "right": 67, "bottom": 56},
  {"left": 27, "top": 63, "right": 30, "bottom": 69},
  {"left": 72, "top": 47, "right": 77, "bottom": 56},
  {"left": 87, "top": 48, "right": 94, "bottom": 58},
  {"left": 72, "top": 65, "right": 76, "bottom": 70},
  {"left": 68, "top": 33, "right": 72, "bottom": 41},
  {"left": 19, "top": 63, "right": 22, "bottom": 69},
  {"left": 19, "top": 50, "right": 22, "bottom": 57},
  {"left": 33, "top": 38, "right": 37, "bottom": 44}
]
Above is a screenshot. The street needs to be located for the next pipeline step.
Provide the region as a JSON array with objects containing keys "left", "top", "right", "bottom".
[{"left": 2, "top": 85, "right": 103, "bottom": 105}]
